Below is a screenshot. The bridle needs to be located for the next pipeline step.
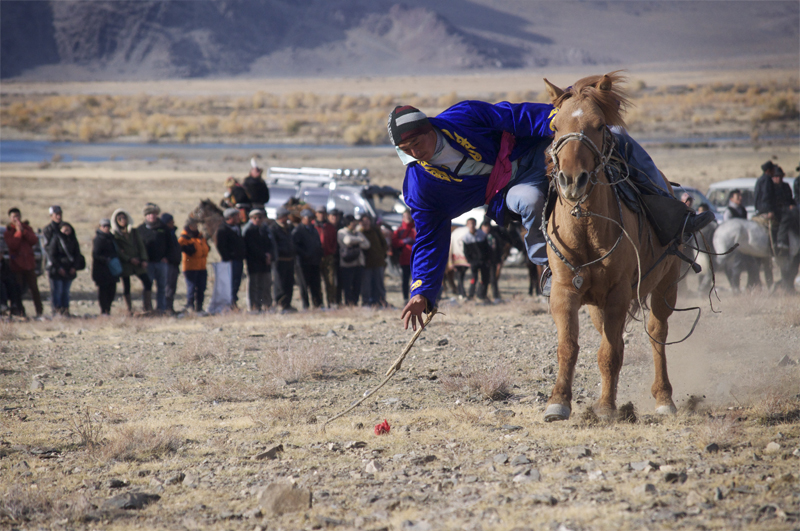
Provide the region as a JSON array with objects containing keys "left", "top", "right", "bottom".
[
  {"left": 541, "top": 125, "right": 625, "bottom": 290},
  {"left": 548, "top": 127, "right": 614, "bottom": 207}
]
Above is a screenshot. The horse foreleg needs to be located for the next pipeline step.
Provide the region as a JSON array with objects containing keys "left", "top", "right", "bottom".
[
  {"left": 544, "top": 288, "right": 581, "bottom": 421},
  {"left": 648, "top": 276, "right": 678, "bottom": 415},
  {"left": 590, "top": 288, "right": 629, "bottom": 418}
]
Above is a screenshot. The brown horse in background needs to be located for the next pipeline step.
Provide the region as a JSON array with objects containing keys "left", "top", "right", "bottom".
[{"left": 541, "top": 72, "right": 681, "bottom": 421}]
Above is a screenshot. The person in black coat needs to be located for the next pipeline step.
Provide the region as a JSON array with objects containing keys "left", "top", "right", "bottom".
[
  {"left": 292, "top": 209, "right": 323, "bottom": 309},
  {"left": 242, "top": 209, "right": 274, "bottom": 312},
  {"left": 46, "top": 222, "right": 84, "bottom": 316},
  {"left": 161, "top": 213, "right": 182, "bottom": 314},
  {"left": 137, "top": 203, "right": 174, "bottom": 312},
  {"left": 242, "top": 160, "right": 270, "bottom": 206},
  {"left": 216, "top": 208, "right": 247, "bottom": 307},
  {"left": 271, "top": 207, "right": 296, "bottom": 312},
  {"left": 92, "top": 219, "right": 120, "bottom": 315}
]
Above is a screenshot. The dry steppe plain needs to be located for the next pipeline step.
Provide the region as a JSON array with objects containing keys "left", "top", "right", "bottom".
[{"left": 1, "top": 70, "right": 799, "bottom": 530}]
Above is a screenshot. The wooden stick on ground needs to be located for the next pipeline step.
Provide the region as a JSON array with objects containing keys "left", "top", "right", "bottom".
[{"left": 321, "top": 309, "right": 438, "bottom": 432}]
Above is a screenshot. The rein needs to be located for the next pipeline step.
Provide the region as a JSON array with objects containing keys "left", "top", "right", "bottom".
[
  {"left": 542, "top": 126, "right": 702, "bottom": 346},
  {"left": 542, "top": 128, "right": 625, "bottom": 289}
]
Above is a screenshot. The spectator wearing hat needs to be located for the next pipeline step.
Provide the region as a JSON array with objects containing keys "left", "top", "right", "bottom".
[
  {"left": 243, "top": 159, "right": 270, "bottom": 207},
  {"left": 292, "top": 208, "right": 323, "bottom": 309},
  {"left": 754, "top": 161, "right": 777, "bottom": 217},
  {"left": 111, "top": 208, "right": 149, "bottom": 314},
  {"left": 161, "top": 213, "right": 182, "bottom": 315},
  {"left": 137, "top": 203, "right": 174, "bottom": 313},
  {"left": 392, "top": 210, "right": 417, "bottom": 302},
  {"left": 242, "top": 209, "right": 274, "bottom": 312},
  {"left": 41, "top": 205, "right": 78, "bottom": 314},
  {"left": 314, "top": 205, "right": 338, "bottom": 308},
  {"left": 271, "top": 207, "right": 296, "bottom": 312},
  {"left": 178, "top": 218, "right": 209, "bottom": 313},
  {"left": 327, "top": 208, "right": 344, "bottom": 305},
  {"left": 359, "top": 215, "right": 387, "bottom": 307},
  {"left": 45, "top": 221, "right": 85, "bottom": 316},
  {"left": 337, "top": 214, "right": 370, "bottom": 306},
  {"left": 92, "top": 218, "right": 120, "bottom": 315},
  {"left": 771, "top": 166, "right": 798, "bottom": 255},
  {"left": 217, "top": 208, "right": 247, "bottom": 309},
  {"left": 4, "top": 207, "right": 44, "bottom": 318}
]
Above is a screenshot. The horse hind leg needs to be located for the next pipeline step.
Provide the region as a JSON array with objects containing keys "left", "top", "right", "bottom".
[{"left": 648, "top": 272, "right": 678, "bottom": 415}]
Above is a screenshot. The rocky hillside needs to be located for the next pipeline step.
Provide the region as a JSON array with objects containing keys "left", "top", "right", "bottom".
[{"left": 1, "top": 0, "right": 797, "bottom": 80}]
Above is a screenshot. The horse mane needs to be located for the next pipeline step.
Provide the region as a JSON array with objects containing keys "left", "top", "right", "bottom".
[{"left": 553, "top": 71, "right": 632, "bottom": 128}]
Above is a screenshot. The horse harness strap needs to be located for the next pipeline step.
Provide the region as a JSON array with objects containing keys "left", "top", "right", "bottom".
[{"left": 542, "top": 128, "right": 625, "bottom": 290}]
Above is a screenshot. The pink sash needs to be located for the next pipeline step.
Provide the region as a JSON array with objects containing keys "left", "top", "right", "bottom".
[{"left": 484, "top": 131, "right": 516, "bottom": 204}]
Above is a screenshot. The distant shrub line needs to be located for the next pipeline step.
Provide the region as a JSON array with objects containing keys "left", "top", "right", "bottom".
[{"left": 1, "top": 81, "right": 796, "bottom": 145}]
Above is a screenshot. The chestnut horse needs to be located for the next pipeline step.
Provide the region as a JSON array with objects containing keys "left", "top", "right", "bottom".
[{"left": 542, "top": 72, "right": 681, "bottom": 421}]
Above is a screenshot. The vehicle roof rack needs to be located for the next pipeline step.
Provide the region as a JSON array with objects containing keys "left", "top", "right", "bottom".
[{"left": 266, "top": 167, "right": 370, "bottom": 186}]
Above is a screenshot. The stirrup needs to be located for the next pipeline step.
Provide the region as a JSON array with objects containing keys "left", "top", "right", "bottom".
[{"left": 540, "top": 266, "right": 552, "bottom": 297}]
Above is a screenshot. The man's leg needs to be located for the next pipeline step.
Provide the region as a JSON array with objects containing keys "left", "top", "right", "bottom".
[
  {"left": 506, "top": 182, "right": 548, "bottom": 265},
  {"left": 196, "top": 270, "right": 207, "bottom": 311},
  {"left": 21, "top": 270, "right": 43, "bottom": 316},
  {"left": 295, "top": 260, "right": 309, "bottom": 309},
  {"left": 165, "top": 264, "right": 179, "bottom": 313},
  {"left": 777, "top": 207, "right": 799, "bottom": 251},
  {"left": 320, "top": 255, "right": 336, "bottom": 307},
  {"left": 231, "top": 260, "right": 244, "bottom": 306},
  {"left": 467, "top": 264, "right": 479, "bottom": 299},
  {"left": 155, "top": 262, "right": 169, "bottom": 311},
  {"left": 478, "top": 263, "right": 490, "bottom": 300},
  {"left": 308, "top": 264, "right": 323, "bottom": 308},
  {"left": 184, "top": 270, "right": 197, "bottom": 310},
  {"left": 247, "top": 267, "right": 259, "bottom": 311}
]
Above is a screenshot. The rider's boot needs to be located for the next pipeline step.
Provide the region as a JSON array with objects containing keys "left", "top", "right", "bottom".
[{"left": 641, "top": 195, "right": 715, "bottom": 246}]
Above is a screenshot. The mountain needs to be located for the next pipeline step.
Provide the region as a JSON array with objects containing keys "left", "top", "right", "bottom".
[{"left": 1, "top": 0, "right": 797, "bottom": 80}]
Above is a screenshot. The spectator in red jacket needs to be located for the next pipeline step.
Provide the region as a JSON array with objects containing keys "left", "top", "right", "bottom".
[
  {"left": 4, "top": 208, "right": 43, "bottom": 317},
  {"left": 392, "top": 210, "right": 416, "bottom": 302},
  {"left": 314, "top": 205, "right": 338, "bottom": 308}
]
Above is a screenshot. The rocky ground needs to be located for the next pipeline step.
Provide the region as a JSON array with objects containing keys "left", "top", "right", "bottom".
[
  {"left": 1, "top": 262, "right": 799, "bottom": 530},
  {"left": 1, "top": 93, "right": 799, "bottom": 528}
]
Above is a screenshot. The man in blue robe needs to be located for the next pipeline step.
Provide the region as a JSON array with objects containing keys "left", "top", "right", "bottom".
[{"left": 390, "top": 102, "right": 712, "bottom": 330}]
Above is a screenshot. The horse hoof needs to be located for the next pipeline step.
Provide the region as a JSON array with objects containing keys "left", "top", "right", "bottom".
[
  {"left": 655, "top": 404, "right": 677, "bottom": 415},
  {"left": 544, "top": 404, "right": 571, "bottom": 422}
]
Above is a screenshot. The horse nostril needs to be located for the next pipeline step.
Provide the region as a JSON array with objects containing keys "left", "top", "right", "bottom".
[
  {"left": 557, "top": 171, "right": 568, "bottom": 189},
  {"left": 576, "top": 171, "right": 589, "bottom": 189}
]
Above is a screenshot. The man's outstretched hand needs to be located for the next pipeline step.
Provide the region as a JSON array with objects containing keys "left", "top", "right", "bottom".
[{"left": 401, "top": 294, "right": 428, "bottom": 331}]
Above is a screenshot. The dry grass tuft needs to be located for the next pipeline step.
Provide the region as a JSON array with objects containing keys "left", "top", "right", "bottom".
[
  {"left": 68, "top": 409, "right": 104, "bottom": 450},
  {"left": 448, "top": 406, "right": 489, "bottom": 426},
  {"left": 259, "top": 343, "right": 335, "bottom": 384},
  {"left": 698, "top": 412, "right": 742, "bottom": 447},
  {"left": 0, "top": 485, "right": 93, "bottom": 524},
  {"left": 200, "top": 375, "right": 282, "bottom": 402},
  {"left": 174, "top": 335, "right": 226, "bottom": 363},
  {"left": 100, "top": 425, "right": 181, "bottom": 462},
  {"left": 440, "top": 365, "right": 513, "bottom": 401},
  {"left": 752, "top": 390, "right": 800, "bottom": 426},
  {"left": 105, "top": 356, "right": 147, "bottom": 379},
  {"left": 252, "top": 400, "right": 316, "bottom": 427},
  {"left": 0, "top": 321, "right": 18, "bottom": 341}
]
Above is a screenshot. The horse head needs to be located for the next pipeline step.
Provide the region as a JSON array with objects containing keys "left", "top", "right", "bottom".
[{"left": 544, "top": 72, "right": 630, "bottom": 202}]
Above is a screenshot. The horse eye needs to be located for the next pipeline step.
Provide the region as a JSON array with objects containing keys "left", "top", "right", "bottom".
[{"left": 597, "top": 125, "right": 604, "bottom": 132}]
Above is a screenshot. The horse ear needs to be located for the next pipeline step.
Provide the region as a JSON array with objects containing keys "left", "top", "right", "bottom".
[
  {"left": 597, "top": 75, "right": 612, "bottom": 91},
  {"left": 543, "top": 78, "right": 564, "bottom": 104}
]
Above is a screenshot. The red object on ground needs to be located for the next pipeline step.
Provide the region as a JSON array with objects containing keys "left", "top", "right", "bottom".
[{"left": 374, "top": 419, "right": 391, "bottom": 435}]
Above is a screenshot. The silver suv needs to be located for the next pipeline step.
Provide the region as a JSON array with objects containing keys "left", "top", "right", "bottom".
[{"left": 264, "top": 167, "right": 408, "bottom": 229}]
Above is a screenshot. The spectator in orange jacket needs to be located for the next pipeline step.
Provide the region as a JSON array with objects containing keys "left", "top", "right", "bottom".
[
  {"left": 178, "top": 219, "right": 210, "bottom": 313},
  {"left": 392, "top": 210, "right": 417, "bottom": 302},
  {"left": 4, "top": 208, "right": 43, "bottom": 317}
]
